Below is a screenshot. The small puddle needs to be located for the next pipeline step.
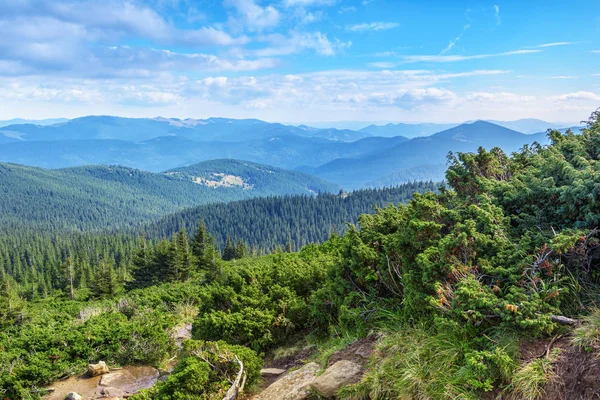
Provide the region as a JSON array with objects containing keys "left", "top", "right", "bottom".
[{"left": 43, "top": 365, "right": 159, "bottom": 400}]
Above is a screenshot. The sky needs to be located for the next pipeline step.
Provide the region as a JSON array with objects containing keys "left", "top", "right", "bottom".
[{"left": 0, "top": 0, "right": 599, "bottom": 123}]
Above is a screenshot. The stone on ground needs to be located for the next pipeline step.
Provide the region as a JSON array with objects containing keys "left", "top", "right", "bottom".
[
  {"left": 311, "top": 360, "right": 363, "bottom": 398},
  {"left": 252, "top": 362, "right": 320, "bottom": 400},
  {"left": 260, "top": 368, "right": 287, "bottom": 377},
  {"left": 87, "top": 361, "right": 109, "bottom": 376}
]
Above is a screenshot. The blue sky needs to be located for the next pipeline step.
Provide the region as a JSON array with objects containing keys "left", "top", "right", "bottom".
[{"left": 0, "top": 0, "right": 599, "bottom": 123}]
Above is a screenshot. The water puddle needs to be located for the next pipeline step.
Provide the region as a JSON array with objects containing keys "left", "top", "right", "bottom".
[{"left": 43, "top": 365, "right": 159, "bottom": 400}]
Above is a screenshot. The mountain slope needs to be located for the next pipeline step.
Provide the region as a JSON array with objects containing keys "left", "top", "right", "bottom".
[
  {"left": 143, "top": 182, "right": 437, "bottom": 251},
  {"left": 487, "top": 118, "right": 578, "bottom": 134},
  {"left": 360, "top": 122, "right": 458, "bottom": 138},
  {"left": 165, "top": 159, "right": 339, "bottom": 195},
  {"left": 0, "top": 160, "right": 337, "bottom": 232},
  {"left": 312, "top": 121, "right": 550, "bottom": 189}
]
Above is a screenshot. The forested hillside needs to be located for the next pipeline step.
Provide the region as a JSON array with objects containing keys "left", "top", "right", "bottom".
[
  {"left": 0, "top": 160, "right": 336, "bottom": 232},
  {"left": 143, "top": 182, "right": 437, "bottom": 251},
  {"left": 0, "top": 184, "right": 434, "bottom": 301}
]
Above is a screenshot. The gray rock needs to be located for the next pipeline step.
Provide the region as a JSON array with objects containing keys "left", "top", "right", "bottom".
[
  {"left": 252, "top": 362, "right": 320, "bottom": 400},
  {"left": 87, "top": 361, "right": 109, "bottom": 376},
  {"left": 260, "top": 368, "right": 287, "bottom": 377},
  {"left": 311, "top": 360, "right": 363, "bottom": 398},
  {"left": 100, "top": 386, "right": 125, "bottom": 398},
  {"left": 66, "top": 393, "right": 83, "bottom": 400}
]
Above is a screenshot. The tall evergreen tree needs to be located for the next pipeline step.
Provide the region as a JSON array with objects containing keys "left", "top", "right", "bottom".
[
  {"left": 235, "top": 239, "right": 248, "bottom": 259},
  {"left": 129, "top": 234, "right": 152, "bottom": 289},
  {"left": 91, "top": 258, "right": 119, "bottom": 298},
  {"left": 175, "top": 228, "right": 192, "bottom": 281},
  {"left": 222, "top": 236, "right": 236, "bottom": 261}
]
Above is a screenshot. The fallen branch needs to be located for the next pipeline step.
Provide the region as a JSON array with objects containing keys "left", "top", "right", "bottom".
[
  {"left": 551, "top": 315, "right": 580, "bottom": 325},
  {"left": 223, "top": 356, "right": 245, "bottom": 400}
]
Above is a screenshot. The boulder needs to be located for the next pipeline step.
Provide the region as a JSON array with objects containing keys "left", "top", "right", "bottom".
[
  {"left": 311, "top": 360, "right": 363, "bottom": 398},
  {"left": 260, "top": 368, "right": 287, "bottom": 377},
  {"left": 88, "top": 361, "right": 109, "bottom": 376},
  {"left": 252, "top": 362, "right": 320, "bottom": 400},
  {"left": 100, "top": 386, "right": 125, "bottom": 398},
  {"left": 66, "top": 393, "right": 83, "bottom": 400}
]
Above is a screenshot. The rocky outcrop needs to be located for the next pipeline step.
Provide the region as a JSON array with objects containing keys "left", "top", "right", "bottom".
[
  {"left": 260, "top": 368, "right": 286, "bottom": 377},
  {"left": 252, "top": 362, "right": 320, "bottom": 400},
  {"left": 66, "top": 393, "right": 83, "bottom": 400},
  {"left": 311, "top": 360, "right": 363, "bottom": 398},
  {"left": 88, "top": 361, "right": 109, "bottom": 376}
]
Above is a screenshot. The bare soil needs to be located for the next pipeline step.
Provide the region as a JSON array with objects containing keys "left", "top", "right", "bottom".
[{"left": 326, "top": 335, "right": 379, "bottom": 368}]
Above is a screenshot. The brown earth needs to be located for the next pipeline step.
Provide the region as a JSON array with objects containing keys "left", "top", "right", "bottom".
[
  {"left": 326, "top": 335, "right": 379, "bottom": 368},
  {"left": 486, "top": 336, "right": 600, "bottom": 400}
]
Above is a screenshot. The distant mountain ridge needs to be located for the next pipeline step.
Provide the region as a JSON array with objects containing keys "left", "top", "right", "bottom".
[
  {"left": 0, "top": 129, "right": 408, "bottom": 172},
  {"left": 0, "top": 118, "right": 69, "bottom": 128},
  {"left": 306, "top": 121, "right": 551, "bottom": 189},
  {"left": 0, "top": 116, "right": 372, "bottom": 143}
]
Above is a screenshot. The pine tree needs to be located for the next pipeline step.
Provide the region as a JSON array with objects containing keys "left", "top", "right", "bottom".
[
  {"left": 129, "top": 234, "right": 152, "bottom": 289},
  {"left": 0, "top": 275, "right": 24, "bottom": 327},
  {"left": 91, "top": 258, "right": 118, "bottom": 298},
  {"left": 235, "top": 239, "right": 248, "bottom": 259},
  {"left": 176, "top": 228, "right": 192, "bottom": 281},
  {"left": 191, "top": 220, "right": 208, "bottom": 260},
  {"left": 222, "top": 236, "right": 236, "bottom": 261}
]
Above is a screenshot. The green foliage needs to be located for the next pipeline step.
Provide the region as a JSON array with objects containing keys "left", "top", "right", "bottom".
[
  {"left": 572, "top": 308, "right": 600, "bottom": 352},
  {"left": 508, "top": 350, "right": 559, "bottom": 400},
  {"left": 131, "top": 340, "right": 262, "bottom": 400}
]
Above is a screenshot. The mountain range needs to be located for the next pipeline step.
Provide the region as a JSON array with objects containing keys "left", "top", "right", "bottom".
[
  {"left": 304, "top": 121, "right": 550, "bottom": 189},
  {"left": 0, "top": 115, "right": 582, "bottom": 190}
]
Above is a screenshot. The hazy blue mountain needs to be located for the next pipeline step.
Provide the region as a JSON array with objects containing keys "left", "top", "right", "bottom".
[
  {"left": 309, "top": 121, "right": 550, "bottom": 189},
  {"left": 486, "top": 118, "right": 579, "bottom": 134},
  {"left": 0, "top": 118, "right": 68, "bottom": 127},
  {"left": 0, "top": 159, "right": 337, "bottom": 231},
  {"left": 0, "top": 132, "right": 408, "bottom": 171},
  {"left": 0, "top": 116, "right": 370, "bottom": 144},
  {"left": 359, "top": 122, "right": 458, "bottom": 138}
]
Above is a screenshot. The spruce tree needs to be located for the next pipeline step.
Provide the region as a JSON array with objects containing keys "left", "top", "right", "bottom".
[
  {"left": 129, "top": 234, "right": 151, "bottom": 289},
  {"left": 176, "top": 228, "right": 192, "bottom": 281},
  {"left": 222, "top": 236, "right": 236, "bottom": 261},
  {"left": 235, "top": 239, "right": 248, "bottom": 259},
  {"left": 91, "top": 258, "right": 118, "bottom": 298}
]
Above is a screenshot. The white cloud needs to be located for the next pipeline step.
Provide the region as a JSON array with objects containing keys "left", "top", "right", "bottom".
[
  {"left": 346, "top": 22, "right": 399, "bottom": 32},
  {"left": 224, "top": 0, "right": 280, "bottom": 31},
  {"left": 551, "top": 91, "right": 600, "bottom": 102},
  {"left": 493, "top": 5, "right": 501, "bottom": 26},
  {"left": 368, "top": 62, "right": 397, "bottom": 69},
  {"left": 440, "top": 24, "right": 470, "bottom": 55},
  {"left": 532, "top": 42, "right": 577, "bottom": 48},
  {"left": 339, "top": 6, "right": 356, "bottom": 13},
  {"left": 283, "top": 0, "right": 338, "bottom": 7},
  {"left": 467, "top": 92, "right": 536, "bottom": 103},
  {"left": 592, "top": 50, "right": 600, "bottom": 53},
  {"left": 254, "top": 32, "right": 351, "bottom": 56},
  {"left": 403, "top": 49, "right": 540, "bottom": 63}
]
